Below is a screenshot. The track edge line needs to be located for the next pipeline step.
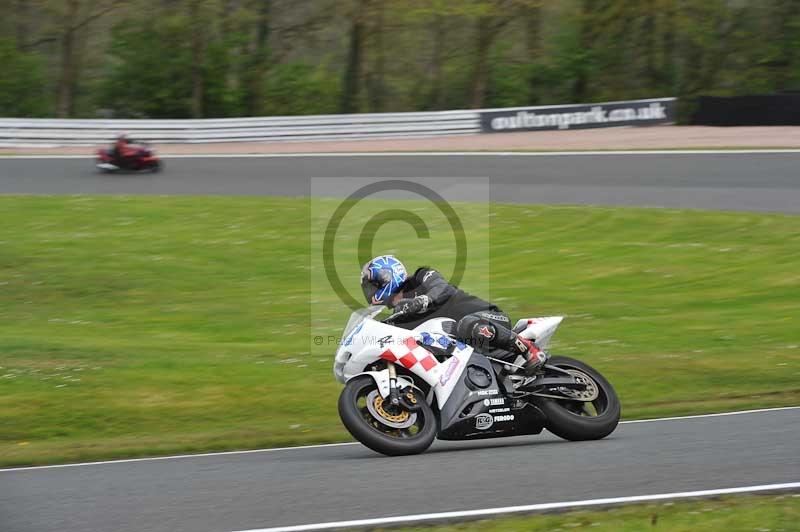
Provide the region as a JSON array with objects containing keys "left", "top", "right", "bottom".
[
  {"left": 231, "top": 482, "right": 800, "bottom": 532},
  {"left": 1, "top": 405, "right": 797, "bottom": 473}
]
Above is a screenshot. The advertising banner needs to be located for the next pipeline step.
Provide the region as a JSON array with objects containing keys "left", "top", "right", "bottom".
[{"left": 480, "top": 97, "right": 676, "bottom": 133}]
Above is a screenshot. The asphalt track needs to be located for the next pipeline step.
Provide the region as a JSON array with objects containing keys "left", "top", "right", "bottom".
[
  {"left": 1, "top": 151, "right": 799, "bottom": 212},
  {"left": 1, "top": 152, "right": 798, "bottom": 531},
  {"left": 1, "top": 409, "right": 798, "bottom": 532}
]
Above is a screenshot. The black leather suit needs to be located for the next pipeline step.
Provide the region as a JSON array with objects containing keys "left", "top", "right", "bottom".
[{"left": 389, "top": 268, "right": 527, "bottom": 359}]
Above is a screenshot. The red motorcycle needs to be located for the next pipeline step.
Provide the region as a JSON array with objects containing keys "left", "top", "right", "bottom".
[{"left": 96, "top": 142, "right": 162, "bottom": 173}]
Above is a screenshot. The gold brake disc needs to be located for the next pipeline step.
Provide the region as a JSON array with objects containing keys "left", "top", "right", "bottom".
[
  {"left": 365, "top": 390, "right": 417, "bottom": 428},
  {"left": 373, "top": 394, "right": 410, "bottom": 423}
]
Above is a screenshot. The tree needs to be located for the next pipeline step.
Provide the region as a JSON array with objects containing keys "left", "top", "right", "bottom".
[
  {"left": 763, "top": 0, "right": 800, "bottom": 91},
  {"left": 48, "top": 1, "right": 121, "bottom": 117},
  {"left": 188, "top": 0, "right": 207, "bottom": 118},
  {"left": 340, "top": 0, "right": 366, "bottom": 113},
  {"left": 0, "top": 0, "right": 796, "bottom": 118},
  {"left": 262, "top": 62, "right": 340, "bottom": 115},
  {"left": 0, "top": 39, "right": 51, "bottom": 117},
  {"left": 243, "top": 0, "right": 271, "bottom": 116},
  {"left": 444, "top": 0, "right": 540, "bottom": 109},
  {"left": 365, "top": 0, "right": 386, "bottom": 112}
]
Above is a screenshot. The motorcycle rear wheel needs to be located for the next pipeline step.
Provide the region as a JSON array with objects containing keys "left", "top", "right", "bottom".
[
  {"left": 338, "top": 375, "right": 437, "bottom": 456},
  {"left": 536, "top": 355, "right": 620, "bottom": 441}
]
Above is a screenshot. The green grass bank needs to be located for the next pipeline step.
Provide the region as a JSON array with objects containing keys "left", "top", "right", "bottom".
[{"left": 1, "top": 196, "right": 798, "bottom": 466}]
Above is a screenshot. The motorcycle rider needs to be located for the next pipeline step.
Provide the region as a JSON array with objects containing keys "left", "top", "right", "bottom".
[
  {"left": 360, "top": 255, "right": 547, "bottom": 374},
  {"left": 111, "top": 133, "right": 138, "bottom": 168}
]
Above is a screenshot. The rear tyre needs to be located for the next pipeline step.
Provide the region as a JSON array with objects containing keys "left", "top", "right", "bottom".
[
  {"left": 150, "top": 160, "right": 162, "bottom": 173},
  {"left": 536, "top": 355, "right": 620, "bottom": 441},
  {"left": 338, "top": 375, "right": 437, "bottom": 456}
]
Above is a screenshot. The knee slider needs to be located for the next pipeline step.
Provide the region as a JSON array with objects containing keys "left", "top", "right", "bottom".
[{"left": 456, "top": 315, "right": 497, "bottom": 345}]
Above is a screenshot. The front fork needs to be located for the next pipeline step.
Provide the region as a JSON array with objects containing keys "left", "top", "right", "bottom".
[
  {"left": 387, "top": 361, "right": 423, "bottom": 412},
  {"left": 387, "top": 361, "right": 401, "bottom": 406}
]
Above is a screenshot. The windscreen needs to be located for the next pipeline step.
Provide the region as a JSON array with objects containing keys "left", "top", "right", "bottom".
[{"left": 341, "top": 305, "right": 385, "bottom": 342}]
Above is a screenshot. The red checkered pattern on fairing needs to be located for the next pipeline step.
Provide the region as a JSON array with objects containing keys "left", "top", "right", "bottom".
[{"left": 380, "top": 336, "right": 438, "bottom": 372}]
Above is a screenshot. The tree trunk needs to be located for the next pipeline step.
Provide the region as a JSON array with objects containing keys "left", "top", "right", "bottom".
[
  {"left": 525, "top": 5, "right": 542, "bottom": 103},
  {"left": 15, "top": 0, "right": 29, "bottom": 50},
  {"left": 642, "top": 0, "right": 659, "bottom": 91},
  {"left": 221, "top": 0, "right": 242, "bottom": 106},
  {"left": 470, "top": 17, "right": 492, "bottom": 109},
  {"left": 573, "top": 0, "right": 597, "bottom": 102},
  {"left": 662, "top": 2, "right": 677, "bottom": 93},
  {"left": 428, "top": 13, "right": 445, "bottom": 110},
  {"left": 340, "top": 1, "right": 365, "bottom": 114},
  {"left": 56, "top": 0, "right": 80, "bottom": 118},
  {"left": 367, "top": 0, "right": 385, "bottom": 112},
  {"left": 245, "top": 0, "right": 270, "bottom": 116},
  {"left": 189, "top": 0, "right": 205, "bottom": 118},
  {"left": 221, "top": 0, "right": 239, "bottom": 35}
]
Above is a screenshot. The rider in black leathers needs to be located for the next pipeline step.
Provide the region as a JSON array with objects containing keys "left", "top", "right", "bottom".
[{"left": 364, "top": 263, "right": 546, "bottom": 374}]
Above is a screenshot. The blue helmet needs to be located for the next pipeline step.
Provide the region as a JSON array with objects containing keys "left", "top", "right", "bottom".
[{"left": 360, "top": 255, "right": 407, "bottom": 306}]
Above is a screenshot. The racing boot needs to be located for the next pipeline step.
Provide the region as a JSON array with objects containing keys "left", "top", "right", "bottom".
[
  {"left": 510, "top": 335, "right": 547, "bottom": 375},
  {"left": 455, "top": 314, "right": 547, "bottom": 374}
]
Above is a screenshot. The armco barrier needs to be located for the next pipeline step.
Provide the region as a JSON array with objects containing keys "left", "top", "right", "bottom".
[
  {"left": 0, "top": 111, "right": 481, "bottom": 146},
  {"left": 0, "top": 97, "right": 675, "bottom": 146}
]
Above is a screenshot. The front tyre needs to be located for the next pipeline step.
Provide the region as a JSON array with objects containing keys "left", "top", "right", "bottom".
[
  {"left": 338, "top": 375, "right": 437, "bottom": 456},
  {"left": 537, "top": 356, "right": 620, "bottom": 441}
]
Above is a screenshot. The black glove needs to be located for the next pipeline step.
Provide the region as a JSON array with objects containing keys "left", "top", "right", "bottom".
[{"left": 393, "top": 295, "right": 430, "bottom": 315}]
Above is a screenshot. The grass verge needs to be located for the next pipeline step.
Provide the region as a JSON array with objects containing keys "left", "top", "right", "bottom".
[
  {"left": 1, "top": 196, "right": 798, "bottom": 466},
  {"left": 393, "top": 494, "right": 800, "bottom": 532}
]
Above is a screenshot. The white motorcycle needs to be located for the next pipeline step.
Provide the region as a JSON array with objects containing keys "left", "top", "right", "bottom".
[{"left": 334, "top": 306, "right": 621, "bottom": 456}]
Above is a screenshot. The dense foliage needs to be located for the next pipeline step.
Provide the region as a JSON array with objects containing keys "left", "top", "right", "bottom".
[{"left": 0, "top": 0, "right": 798, "bottom": 118}]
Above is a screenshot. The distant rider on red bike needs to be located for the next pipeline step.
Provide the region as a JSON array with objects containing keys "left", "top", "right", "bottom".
[{"left": 112, "top": 134, "right": 139, "bottom": 168}]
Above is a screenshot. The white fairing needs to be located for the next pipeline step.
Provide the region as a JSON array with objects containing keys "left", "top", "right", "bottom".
[
  {"left": 513, "top": 316, "right": 564, "bottom": 348},
  {"left": 334, "top": 309, "right": 566, "bottom": 409},
  {"left": 334, "top": 309, "right": 471, "bottom": 409},
  {"left": 97, "top": 163, "right": 119, "bottom": 170},
  {"left": 411, "top": 317, "right": 454, "bottom": 338}
]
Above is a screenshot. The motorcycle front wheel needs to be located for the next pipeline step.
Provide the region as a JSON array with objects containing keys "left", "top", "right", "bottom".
[
  {"left": 536, "top": 355, "right": 621, "bottom": 441},
  {"left": 338, "top": 375, "right": 437, "bottom": 456}
]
